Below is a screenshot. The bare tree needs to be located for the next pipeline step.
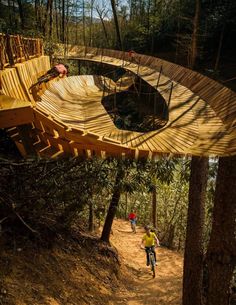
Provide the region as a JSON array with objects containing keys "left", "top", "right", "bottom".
[{"left": 96, "top": 5, "right": 110, "bottom": 46}]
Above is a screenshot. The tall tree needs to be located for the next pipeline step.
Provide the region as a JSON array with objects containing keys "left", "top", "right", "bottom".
[
  {"left": 183, "top": 156, "right": 209, "bottom": 305},
  {"left": 89, "top": 0, "right": 95, "bottom": 46},
  {"left": 101, "top": 162, "right": 125, "bottom": 243},
  {"left": 96, "top": 5, "right": 110, "bottom": 46},
  {"left": 110, "top": 0, "right": 123, "bottom": 50},
  {"left": 152, "top": 184, "right": 157, "bottom": 228},
  {"left": 189, "top": 0, "right": 200, "bottom": 68},
  {"left": 16, "top": 0, "right": 25, "bottom": 30},
  {"left": 42, "top": 0, "right": 53, "bottom": 37},
  {"left": 61, "top": 0, "right": 65, "bottom": 43},
  {"left": 82, "top": 0, "right": 86, "bottom": 46},
  {"left": 206, "top": 156, "right": 236, "bottom": 305}
]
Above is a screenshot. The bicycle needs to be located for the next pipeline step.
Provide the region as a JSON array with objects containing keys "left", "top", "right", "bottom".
[{"left": 145, "top": 247, "right": 157, "bottom": 278}]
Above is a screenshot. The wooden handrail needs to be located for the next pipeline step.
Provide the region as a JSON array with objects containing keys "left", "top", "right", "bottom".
[{"left": 0, "top": 33, "right": 43, "bottom": 69}]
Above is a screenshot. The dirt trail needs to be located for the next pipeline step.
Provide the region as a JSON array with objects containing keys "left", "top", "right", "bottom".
[{"left": 109, "top": 219, "right": 183, "bottom": 305}]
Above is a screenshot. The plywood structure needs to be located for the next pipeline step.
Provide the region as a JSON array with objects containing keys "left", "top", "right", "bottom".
[{"left": 0, "top": 34, "right": 236, "bottom": 159}]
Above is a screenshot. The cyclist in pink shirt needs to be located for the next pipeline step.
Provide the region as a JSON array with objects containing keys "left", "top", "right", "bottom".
[
  {"left": 53, "top": 63, "right": 68, "bottom": 76},
  {"left": 36, "top": 63, "right": 69, "bottom": 84},
  {"left": 30, "top": 63, "right": 69, "bottom": 93}
]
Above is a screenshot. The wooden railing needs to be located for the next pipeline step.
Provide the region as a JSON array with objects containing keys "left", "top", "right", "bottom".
[{"left": 0, "top": 33, "right": 43, "bottom": 69}]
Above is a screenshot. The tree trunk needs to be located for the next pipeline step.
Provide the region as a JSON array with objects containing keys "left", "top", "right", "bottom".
[
  {"left": 88, "top": 201, "right": 94, "bottom": 232},
  {"left": 101, "top": 163, "right": 125, "bottom": 243},
  {"left": 49, "top": 0, "right": 53, "bottom": 38},
  {"left": 65, "top": 0, "right": 69, "bottom": 46},
  {"left": 61, "top": 0, "right": 65, "bottom": 43},
  {"left": 89, "top": 0, "right": 94, "bottom": 46},
  {"left": 125, "top": 192, "right": 128, "bottom": 219},
  {"left": 152, "top": 185, "right": 157, "bottom": 228},
  {"left": 206, "top": 156, "right": 236, "bottom": 305},
  {"left": 82, "top": 0, "right": 86, "bottom": 46},
  {"left": 42, "top": 0, "right": 53, "bottom": 37},
  {"left": 189, "top": 0, "right": 200, "bottom": 69},
  {"left": 96, "top": 8, "right": 109, "bottom": 46},
  {"left": 55, "top": 0, "right": 60, "bottom": 41},
  {"left": 214, "top": 23, "right": 225, "bottom": 72},
  {"left": 16, "top": 0, "right": 25, "bottom": 29},
  {"left": 110, "top": 0, "right": 123, "bottom": 50},
  {"left": 183, "top": 156, "right": 209, "bottom": 305}
]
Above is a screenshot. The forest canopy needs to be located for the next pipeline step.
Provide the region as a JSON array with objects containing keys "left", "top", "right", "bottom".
[{"left": 1, "top": 0, "right": 236, "bottom": 87}]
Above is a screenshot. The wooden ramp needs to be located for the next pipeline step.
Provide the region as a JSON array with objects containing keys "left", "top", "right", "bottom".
[
  {"left": 1, "top": 37, "right": 236, "bottom": 159},
  {"left": 52, "top": 45, "right": 236, "bottom": 157}
]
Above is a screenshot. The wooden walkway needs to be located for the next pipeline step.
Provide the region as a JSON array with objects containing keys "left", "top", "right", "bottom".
[
  {"left": 50, "top": 45, "right": 236, "bottom": 157},
  {"left": 0, "top": 42, "right": 236, "bottom": 158}
]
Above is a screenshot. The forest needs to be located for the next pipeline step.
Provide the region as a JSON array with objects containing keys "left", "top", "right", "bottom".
[{"left": 0, "top": 0, "right": 236, "bottom": 305}]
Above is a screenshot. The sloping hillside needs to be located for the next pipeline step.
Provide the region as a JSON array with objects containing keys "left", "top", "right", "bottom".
[{"left": 0, "top": 220, "right": 183, "bottom": 305}]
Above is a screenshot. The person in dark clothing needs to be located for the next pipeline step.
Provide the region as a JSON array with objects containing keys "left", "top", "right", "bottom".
[{"left": 30, "top": 63, "right": 69, "bottom": 91}]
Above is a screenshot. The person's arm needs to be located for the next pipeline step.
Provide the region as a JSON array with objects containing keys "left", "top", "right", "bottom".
[
  {"left": 140, "top": 236, "right": 145, "bottom": 249},
  {"left": 155, "top": 234, "right": 160, "bottom": 247}
]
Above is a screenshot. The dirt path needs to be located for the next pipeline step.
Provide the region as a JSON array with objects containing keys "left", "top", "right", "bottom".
[{"left": 109, "top": 219, "right": 183, "bottom": 305}]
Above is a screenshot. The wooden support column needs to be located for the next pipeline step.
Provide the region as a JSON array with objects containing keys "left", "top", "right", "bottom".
[
  {"left": 156, "top": 65, "right": 162, "bottom": 89},
  {"left": 17, "top": 124, "right": 36, "bottom": 156},
  {"left": 6, "top": 34, "right": 14, "bottom": 66},
  {"left": 168, "top": 82, "right": 174, "bottom": 108},
  {"left": 78, "top": 59, "right": 81, "bottom": 75},
  {"left": 17, "top": 35, "right": 24, "bottom": 62}
]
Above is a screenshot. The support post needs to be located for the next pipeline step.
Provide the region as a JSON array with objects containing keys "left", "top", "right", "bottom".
[
  {"left": 168, "top": 82, "right": 173, "bottom": 108},
  {"left": 153, "top": 91, "right": 157, "bottom": 129},
  {"left": 17, "top": 124, "right": 36, "bottom": 156},
  {"left": 156, "top": 65, "right": 163, "bottom": 89},
  {"left": 6, "top": 34, "right": 14, "bottom": 66},
  {"left": 136, "top": 57, "right": 141, "bottom": 76},
  {"left": 78, "top": 60, "right": 81, "bottom": 75}
]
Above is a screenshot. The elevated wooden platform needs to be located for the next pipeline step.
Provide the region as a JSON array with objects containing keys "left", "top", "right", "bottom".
[
  {"left": 52, "top": 45, "right": 236, "bottom": 157},
  {"left": 0, "top": 36, "right": 236, "bottom": 158}
]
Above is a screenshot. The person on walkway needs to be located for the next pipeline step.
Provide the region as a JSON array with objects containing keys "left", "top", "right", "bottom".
[
  {"left": 128, "top": 50, "right": 136, "bottom": 62},
  {"left": 38, "top": 63, "right": 69, "bottom": 83},
  {"left": 128, "top": 210, "right": 137, "bottom": 233},
  {"left": 29, "top": 63, "right": 69, "bottom": 93},
  {"left": 125, "top": 50, "right": 137, "bottom": 66},
  {"left": 141, "top": 225, "right": 160, "bottom": 265}
]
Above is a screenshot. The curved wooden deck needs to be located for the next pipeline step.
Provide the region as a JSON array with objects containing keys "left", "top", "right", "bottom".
[
  {"left": 0, "top": 41, "right": 236, "bottom": 158},
  {"left": 50, "top": 45, "right": 236, "bottom": 157}
]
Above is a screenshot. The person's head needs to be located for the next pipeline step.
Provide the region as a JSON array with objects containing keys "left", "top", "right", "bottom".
[{"left": 144, "top": 225, "right": 150, "bottom": 233}]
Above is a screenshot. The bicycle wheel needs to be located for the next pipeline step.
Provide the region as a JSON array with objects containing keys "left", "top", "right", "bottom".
[{"left": 150, "top": 254, "right": 156, "bottom": 278}]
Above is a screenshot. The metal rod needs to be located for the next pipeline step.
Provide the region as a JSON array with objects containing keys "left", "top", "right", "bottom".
[
  {"left": 153, "top": 91, "right": 157, "bottom": 129},
  {"left": 78, "top": 59, "right": 81, "bottom": 75},
  {"left": 102, "top": 76, "right": 106, "bottom": 100},
  {"left": 136, "top": 57, "right": 141, "bottom": 76},
  {"left": 168, "top": 82, "right": 174, "bottom": 108},
  {"left": 114, "top": 87, "right": 117, "bottom": 120},
  {"left": 122, "top": 51, "right": 125, "bottom": 67},
  {"left": 156, "top": 65, "right": 163, "bottom": 89},
  {"left": 101, "top": 48, "right": 103, "bottom": 63}
]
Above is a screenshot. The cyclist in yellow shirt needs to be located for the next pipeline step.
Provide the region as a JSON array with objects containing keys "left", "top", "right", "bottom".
[{"left": 141, "top": 225, "right": 160, "bottom": 266}]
